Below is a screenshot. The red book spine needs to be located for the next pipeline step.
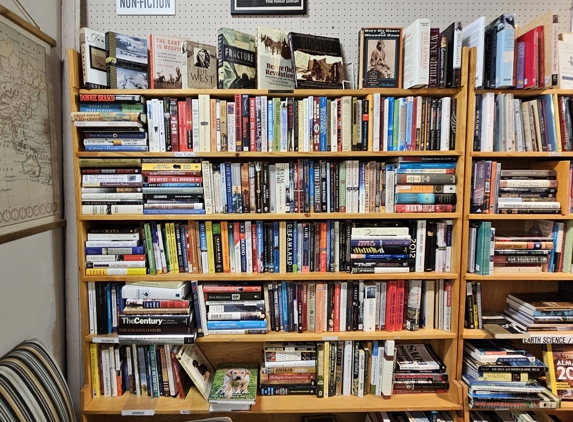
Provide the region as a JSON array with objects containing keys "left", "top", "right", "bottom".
[
  {"left": 319, "top": 223, "right": 327, "bottom": 272},
  {"left": 395, "top": 280, "right": 405, "bottom": 331},
  {"left": 385, "top": 281, "right": 397, "bottom": 332},
  {"left": 537, "top": 26, "right": 545, "bottom": 88},
  {"left": 251, "top": 221, "right": 259, "bottom": 273},
  {"left": 234, "top": 94, "right": 242, "bottom": 151},
  {"left": 177, "top": 100, "right": 187, "bottom": 152},
  {"left": 333, "top": 282, "right": 341, "bottom": 332},
  {"left": 313, "top": 97, "right": 321, "bottom": 151},
  {"left": 411, "top": 97, "right": 418, "bottom": 151},
  {"left": 202, "top": 285, "right": 262, "bottom": 292},
  {"left": 169, "top": 98, "right": 178, "bottom": 152},
  {"left": 146, "top": 176, "right": 202, "bottom": 183},
  {"left": 250, "top": 97, "right": 257, "bottom": 152},
  {"left": 337, "top": 99, "right": 343, "bottom": 151},
  {"left": 185, "top": 98, "right": 193, "bottom": 150},
  {"left": 169, "top": 349, "right": 185, "bottom": 399},
  {"left": 315, "top": 283, "right": 324, "bottom": 334},
  {"left": 302, "top": 282, "right": 308, "bottom": 331}
]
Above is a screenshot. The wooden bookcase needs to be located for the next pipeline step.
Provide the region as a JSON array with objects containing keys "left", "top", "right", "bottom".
[
  {"left": 68, "top": 47, "right": 468, "bottom": 422},
  {"left": 457, "top": 48, "right": 573, "bottom": 421}
]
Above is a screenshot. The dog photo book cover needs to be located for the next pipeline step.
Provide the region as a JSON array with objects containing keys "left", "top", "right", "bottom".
[
  {"left": 175, "top": 344, "right": 215, "bottom": 401},
  {"left": 208, "top": 363, "right": 259, "bottom": 403}
]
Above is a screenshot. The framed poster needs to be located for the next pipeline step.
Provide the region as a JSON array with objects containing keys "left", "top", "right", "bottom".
[
  {"left": 231, "top": 0, "right": 307, "bottom": 15},
  {"left": 0, "top": 6, "right": 64, "bottom": 244}
]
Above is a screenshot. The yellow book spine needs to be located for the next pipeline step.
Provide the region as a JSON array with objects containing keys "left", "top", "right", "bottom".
[
  {"left": 141, "top": 163, "right": 202, "bottom": 171},
  {"left": 90, "top": 343, "right": 101, "bottom": 398},
  {"left": 168, "top": 222, "right": 179, "bottom": 274},
  {"left": 323, "top": 341, "right": 330, "bottom": 396},
  {"left": 205, "top": 221, "right": 215, "bottom": 274},
  {"left": 85, "top": 268, "right": 147, "bottom": 276},
  {"left": 543, "top": 345, "right": 557, "bottom": 396}
]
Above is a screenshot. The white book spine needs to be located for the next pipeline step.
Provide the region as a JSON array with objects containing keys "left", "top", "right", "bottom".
[
  {"left": 482, "top": 93, "right": 495, "bottom": 152},
  {"left": 331, "top": 99, "right": 338, "bottom": 151},
  {"left": 303, "top": 98, "right": 310, "bottom": 152},
  {"left": 440, "top": 97, "right": 451, "bottom": 151},
  {"left": 101, "top": 347, "right": 111, "bottom": 397},
  {"left": 423, "top": 280, "right": 435, "bottom": 329},
  {"left": 363, "top": 283, "right": 377, "bottom": 332},
  {"left": 373, "top": 93, "right": 381, "bottom": 151},
  {"left": 381, "top": 340, "right": 395, "bottom": 398},
  {"left": 192, "top": 99, "right": 200, "bottom": 151},
  {"left": 339, "top": 281, "right": 347, "bottom": 331},
  {"left": 201, "top": 160, "right": 213, "bottom": 214},
  {"left": 307, "top": 282, "right": 316, "bottom": 331},
  {"left": 157, "top": 99, "right": 166, "bottom": 152},
  {"left": 261, "top": 95, "right": 267, "bottom": 152},
  {"left": 147, "top": 100, "right": 157, "bottom": 152},
  {"left": 131, "top": 344, "right": 141, "bottom": 397},
  {"left": 342, "top": 340, "right": 353, "bottom": 396},
  {"left": 371, "top": 341, "right": 379, "bottom": 394},
  {"left": 383, "top": 98, "right": 390, "bottom": 151},
  {"left": 415, "top": 219, "right": 426, "bottom": 272},
  {"left": 163, "top": 344, "right": 176, "bottom": 397},
  {"left": 88, "top": 281, "right": 96, "bottom": 334},
  {"left": 276, "top": 163, "right": 286, "bottom": 214},
  {"left": 378, "top": 281, "right": 387, "bottom": 329},
  {"left": 358, "top": 348, "right": 365, "bottom": 398},
  {"left": 341, "top": 96, "right": 352, "bottom": 151},
  {"left": 197, "top": 285, "right": 209, "bottom": 335},
  {"left": 198, "top": 94, "right": 211, "bottom": 152}
]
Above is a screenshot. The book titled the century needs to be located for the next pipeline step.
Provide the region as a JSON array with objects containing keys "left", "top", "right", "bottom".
[
  {"left": 149, "top": 34, "right": 186, "bottom": 89},
  {"left": 181, "top": 40, "right": 217, "bottom": 89},
  {"left": 217, "top": 28, "right": 256, "bottom": 89},
  {"left": 358, "top": 27, "right": 402, "bottom": 89},
  {"left": 106, "top": 31, "right": 149, "bottom": 89},
  {"left": 288, "top": 32, "right": 345, "bottom": 89},
  {"left": 256, "top": 26, "right": 295, "bottom": 90}
]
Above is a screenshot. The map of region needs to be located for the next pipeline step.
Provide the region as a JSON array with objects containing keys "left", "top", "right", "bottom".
[{"left": 0, "top": 18, "right": 58, "bottom": 231}]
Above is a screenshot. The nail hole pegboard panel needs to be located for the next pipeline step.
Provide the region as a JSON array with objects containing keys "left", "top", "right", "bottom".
[{"left": 86, "top": 0, "right": 572, "bottom": 79}]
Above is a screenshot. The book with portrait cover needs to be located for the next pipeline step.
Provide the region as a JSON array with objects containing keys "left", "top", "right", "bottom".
[
  {"left": 288, "top": 32, "right": 345, "bottom": 89},
  {"left": 149, "top": 34, "right": 186, "bottom": 89},
  {"left": 217, "top": 28, "right": 256, "bottom": 89},
  {"left": 256, "top": 26, "right": 295, "bottom": 90},
  {"left": 106, "top": 31, "right": 149, "bottom": 89},
  {"left": 543, "top": 344, "right": 573, "bottom": 400},
  {"left": 208, "top": 362, "right": 258, "bottom": 404},
  {"left": 182, "top": 40, "right": 217, "bottom": 89},
  {"left": 80, "top": 27, "right": 108, "bottom": 89},
  {"left": 358, "top": 27, "right": 403, "bottom": 88},
  {"left": 176, "top": 344, "right": 215, "bottom": 401}
]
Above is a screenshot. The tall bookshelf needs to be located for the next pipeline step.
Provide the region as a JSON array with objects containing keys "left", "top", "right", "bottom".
[
  {"left": 68, "top": 46, "right": 469, "bottom": 422},
  {"left": 457, "top": 48, "right": 573, "bottom": 420}
]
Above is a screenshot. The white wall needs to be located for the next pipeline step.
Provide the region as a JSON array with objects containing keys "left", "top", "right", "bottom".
[{"left": 0, "top": 0, "right": 66, "bottom": 377}]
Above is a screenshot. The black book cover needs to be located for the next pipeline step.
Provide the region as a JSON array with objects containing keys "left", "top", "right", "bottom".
[
  {"left": 346, "top": 282, "right": 354, "bottom": 331},
  {"left": 303, "top": 159, "right": 311, "bottom": 213},
  {"left": 425, "top": 221, "right": 436, "bottom": 272},
  {"left": 320, "top": 161, "right": 328, "bottom": 212},
  {"left": 262, "top": 161, "right": 270, "bottom": 213},
  {"left": 287, "top": 281, "right": 295, "bottom": 332},
  {"left": 309, "top": 223, "right": 316, "bottom": 272},
  {"left": 286, "top": 221, "right": 294, "bottom": 272},
  {"left": 313, "top": 161, "right": 321, "bottom": 212},
  {"left": 267, "top": 283, "right": 276, "bottom": 331},
  {"left": 328, "top": 341, "right": 337, "bottom": 396},
  {"left": 255, "top": 161, "right": 263, "bottom": 213},
  {"left": 327, "top": 282, "right": 335, "bottom": 332},
  {"left": 358, "top": 27, "right": 402, "bottom": 88},
  {"left": 332, "top": 162, "right": 338, "bottom": 212},
  {"left": 297, "top": 283, "right": 303, "bottom": 333},
  {"left": 428, "top": 28, "right": 440, "bottom": 88}
]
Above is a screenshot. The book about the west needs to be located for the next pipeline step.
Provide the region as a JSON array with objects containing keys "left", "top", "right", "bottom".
[
  {"left": 256, "top": 26, "right": 295, "bottom": 90},
  {"left": 208, "top": 363, "right": 258, "bottom": 404},
  {"left": 80, "top": 27, "right": 108, "bottom": 89},
  {"left": 288, "top": 32, "right": 345, "bottom": 89},
  {"left": 181, "top": 40, "right": 217, "bottom": 89},
  {"left": 358, "top": 27, "right": 402, "bottom": 89},
  {"left": 105, "top": 31, "right": 149, "bottom": 89},
  {"left": 217, "top": 28, "right": 256, "bottom": 89},
  {"left": 149, "top": 34, "right": 185, "bottom": 89}
]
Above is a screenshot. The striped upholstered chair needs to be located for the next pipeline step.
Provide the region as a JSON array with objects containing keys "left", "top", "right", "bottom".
[{"left": 0, "top": 340, "right": 76, "bottom": 422}]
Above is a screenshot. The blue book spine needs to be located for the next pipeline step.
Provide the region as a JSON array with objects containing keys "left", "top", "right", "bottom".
[
  {"left": 145, "top": 347, "right": 153, "bottom": 397},
  {"left": 198, "top": 222, "right": 208, "bottom": 268},
  {"left": 387, "top": 97, "right": 395, "bottom": 151},
  {"left": 495, "top": 15, "right": 515, "bottom": 88},
  {"left": 543, "top": 94, "right": 559, "bottom": 151},
  {"left": 80, "top": 103, "right": 144, "bottom": 112},
  {"left": 276, "top": 282, "right": 283, "bottom": 331},
  {"left": 180, "top": 224, "right": 189, "bottom": 273},
  {"left": 405, "top": 98, "right": 413, "bottom": 151},
  {"left": 281, "top": 281, "right": 288, "bottom": 331},
  {"left": 225, "top": 162, "right": 233, "bottom": 213},
  {"left": 273, "top": 221, "right": 280, "bottom": 273},
  {"left": 359, "top": 162, "right": 365, "bottom": 210},
  {"left": 268, "top": 100, "right": 274, "bottom": 149},
  {"left": 220, "top": 164, "right": 228, "bottom": 213},
  {"left": 516, "top": 42, "right": 525, "bottom": 89},
  {"left": 206, "top": 320, "right": 268, "bottom": 329},
  {"left": 106, "top": 283, "right": 112, "bottom": 334},
  {"left": 143, "top": 209, "right": 206, "bottom": 214},
  {"left": 84, "top": 145, "right": 149, "bottom": 151},
  {"left": 256, "top": 221, "right": 264, "bottom": 273},
  {"left": 397, "top": 162, "right": 457, "bottom": 169},
  {"left": 395, "top": 193, "right": 445, "bottom": 204},
  {"left": 85, "top": 246, "right": 144, "bottom": 254},
  {"left": 319, "top": 97, "right": 328, "bottom": 151},
  {"left": 240, "top": 222, "right": 247, "bottom": 272},
  {"left": 292, "top": 221, "right": 298, "bottom": 273},
  {"left": 309, "top": 161, "right": 315, "bottom": 209},
  {"left": 549, "top": 224, "right": 559, "bottom": 272}
]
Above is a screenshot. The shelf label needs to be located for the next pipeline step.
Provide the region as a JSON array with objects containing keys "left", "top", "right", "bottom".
[
  {"left": 174, "top": 152, "right": 196, "bottom": 157},
  {"left": 322, "top": 336, "right": 338, "bottom": 341},
  {"left": 522, "top": 335, "right": 573, "bottom": 344},
  {"left": 549, "top": 151, "right": 562, "bottom": 156},
  {"left": 121, "top": 409, "right": 155, "bottom": 416},
  {"left": 180, "top": 410, "right": 191, "bottom": 415},
  {"left": 92, "top": 336, "right": 118, "bottom": 344}
]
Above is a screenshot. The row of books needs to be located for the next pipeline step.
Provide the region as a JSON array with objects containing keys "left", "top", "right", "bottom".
[
  {"left": 462, "top": 340, "right": 560, "bottom": 409},
  {"left": 473, "top": 93, "right": 565, "bottom": 153},
  {"left": 366, "top": 412, "right": 455, "bottom": 422},
  {"left": 470, "top": 166, "right": 560, "bottom": 215},
  {"left": 83, "top": 219, "right": 454, "bottom": 276},
  {"left": 89, "top": 342, "right": 191, "bottom": 399},
  {"left": 467, "top": 220, "right": 566, "bottom": 275},
  {"left": 470, "top": 411, "right": 563, "bottom": 422}
]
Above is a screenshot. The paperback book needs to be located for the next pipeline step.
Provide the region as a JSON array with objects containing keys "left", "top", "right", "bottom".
[
  {"left": 181, "top": 40, "right": 217, "bottom": 89},
  {"left": 208, "top": 363, "right": 258, "bottom": 406},
  {"left": 149, "top": 34, "right": 186, "bottom": 89},
  {"left": 106, "top": 31, "right": 149, "bottom": 89},
  {"left": 256, "top": 26, "right": 295, "bottom": 90},
  {"left": 358, "top": 27, "right": 403, "bottom": 88},
  {"left": 217, "top": 28, "right": 256, "bottom": 89},
  {"left": 80, "top": 27, "right": 108, "bottom": 89}
]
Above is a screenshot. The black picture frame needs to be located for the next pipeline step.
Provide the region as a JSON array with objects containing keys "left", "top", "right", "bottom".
[{"left": 230, "top": 0, "right": 307, "bottom": 15}]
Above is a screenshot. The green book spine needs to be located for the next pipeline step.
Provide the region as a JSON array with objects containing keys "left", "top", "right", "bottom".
[
  {"left": 316, "top": 342, "right": 325, "bottom": 398},
  {"left": 143, "top": 222, "right": 156, "bottom": 275}
]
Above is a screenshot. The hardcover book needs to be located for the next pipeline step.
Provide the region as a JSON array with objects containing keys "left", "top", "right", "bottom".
[
  {"left": 149, "top": 34, "right": 186, "bottom": 89},
  {"left": 80, "top": 27, "right": 108, "bottom": 89},
  {"left": 217, "top": 28, "right": 256, "bottom": 89},
  {"left": 106, "top": 31, "right": 149, "bottom": 89},
  {"left": 402, "top": 19, "right": 430, "bottom": 89},
  {"left": 182, "top": 40, "right": 217, "bottom": 89},
  {"left": 208, "top": 363, "right": 258, "bottom": 403},
  {"left": 288, "top": 32, "right": 345, "bottom": 89},
  {"left": 359, "top": 27, "right": 402, "bottom": 88},
  {"left": 256, "top": 26, "right": 295, "bottom": 90},
  {"left": 176, "top": 344, "right": 215, "bottom": 401}
]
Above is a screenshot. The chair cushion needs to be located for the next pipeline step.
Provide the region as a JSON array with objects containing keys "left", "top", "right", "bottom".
[{"left": 0, "top": 340, "right": 75, "bottom": 422}]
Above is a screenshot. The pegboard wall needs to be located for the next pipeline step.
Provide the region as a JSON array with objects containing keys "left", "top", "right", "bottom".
[{"left": 85, "top": 0, "right": 573, "bottom": 84}]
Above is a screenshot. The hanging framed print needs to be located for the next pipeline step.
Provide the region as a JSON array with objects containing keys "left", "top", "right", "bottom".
[{"left": 230, "top": 0, "right": 307, "bottom": 15}]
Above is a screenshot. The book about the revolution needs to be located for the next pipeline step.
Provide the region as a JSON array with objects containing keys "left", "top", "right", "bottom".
[
  {"left": 256, "top": 26, "right": 295, "bottom": 90},
  {"left": 181, "top": 40, "right": 217, "bottom": 89},
  {"left": 217, "top": 28, "right": 256, "bottom": 89}
]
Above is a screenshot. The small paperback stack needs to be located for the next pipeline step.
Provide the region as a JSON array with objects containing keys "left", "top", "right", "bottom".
[
  {"left": 350, "top": 226, "right": 412, "bottom": 274},
  {"left": 260, "top": 342, "right": 317, "bottom": 396},
  {"left": 463, "top": 340, "right": 559, "bottom": 409},
  {"left": 85, "top": 225, "right": 145, "bottom": 276},
  {"left": 393, "top": 344, "right": 449, "bottom": 394},
  {"left": 496, "top": 169, "right": 560, "bottom": 214},
  {"left": 203, "top": 283, "right": 267, "bottom": 335},
  {"left": 118, "top": 281, "right": 196, "bottom": 344},
  {"left": 502, "top": 292, "right": 573, "bottom": 334},
  {"left": 470, "top": 410, "right": 561, "bottom": 422},
  {"left": 74, "top": 94, "right": 148, "bottom": 152},
  {"left": 141, "top": 158, "right": 205, "bottom": 215},
  {"left": 366, "top": 411, "right": 455, "bottom": 422},
  {"left": 208, "top": 363, "right": 259, "bottom": 411},
  {"left": 79, "top": 158, "right": 144, "bottom": 215},
  {"left": 391, "top": 158, "right": 458, "bottom": 213}
]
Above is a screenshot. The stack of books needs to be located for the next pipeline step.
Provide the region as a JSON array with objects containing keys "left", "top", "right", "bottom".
[
  {"left": 73, "top": 94, "right": 148, "bottom": 152},
  {"left": 502, "top": 292, "right": 573, "bottom": 334},
  {"left": 141, "top": 158, "right": 205, "bottom": 215},
  {"left": 79, "top": 158, "right": 144, "bottom": 216},
  {"left": 462, "top": 340, "right": 559, "bottom": 409},
  {"left": 366, "top": 411, "right": 455, "bottom": 422},
  {"left": 118, "top": 281, "right": 196, "bottom": 344},
  {"left": 260, "top": 342, "right": 317, "bottom": 396},
  {"left": 203, "top": 282, "right": 267, "bottom": 335},
  {"left": 208, "top": 362, "right": 259, "bottom": 411},
  {"left": 393, "top": 344, "right": 448, "bottom": 394},
  {"left": 391, "top": 158, "right": 458, "bottom": 214},
  {"left": 470, "top": 410, "right": 561, "bottom": 422},
  {"left": 84, "top": 226, "right": 145, "bottom": 275},
  {"left": 350, "top": 226, "right": 412, "bottom": 274}
]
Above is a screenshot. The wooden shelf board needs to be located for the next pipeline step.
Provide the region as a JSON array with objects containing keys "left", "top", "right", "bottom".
[
  {"left": 471, "top": 152, "right": 573, "bottom": 158},
  {"left": 467, "top": 214, "right": 570, "bottom": 220},
  {"left": 462, "top": 329, "right": 493, "bottom": 340},
  {"left": 76, "top": 151, "right": 463, "bottom": 158},
  {"left": 465, "top": 273, "right": 573, "bottom": 281},
  {"left": 81, "top": 271, "right": 458, "bottom": 283},
  {"left": 78, "top": 212, "right": 462, "bottom": 221}
]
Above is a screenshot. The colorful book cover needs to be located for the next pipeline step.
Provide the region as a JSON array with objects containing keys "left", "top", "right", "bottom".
[
  {"left": 544, "top": 344, "right": 573, "bottom": 400},
  {"left": 288, "top": 32, "right": 345, "bottom": 89},
  {"left": 176, "top": 344, "right": 215, "bottom": 401},
  {"left": 106, "top": 31, "right": 149, "bottom": 89},
  {"left": 149, "top": 34, "right": 185, "bottom": 89},
  {"left": 217, "top": 28, "right": 256, "bottom": 89},
  {"left": 208, "top": 363, "right": 258, "bottom": 403},
  {"left": 256, "top": 26, "right": 295, "bottom": 90},
  {"left": 359, "top": 27, "right": 402, "bottom": 89},
  {"left": 80, "top": 27, "right": 107, "bottom": 89},
  {"left": 182, "top": 40, "right": 217, "bottom": 89}
]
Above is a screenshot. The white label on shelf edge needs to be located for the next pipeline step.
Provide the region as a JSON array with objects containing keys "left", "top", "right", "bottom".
[
  {"left": 121, "top": 409, "right": 155, "bottom": 416},
  {"left": 180, "top": 410, "right": 191, "bottom": 414},
  {"left": 522, "top": 335, "right": 573, "bottom": 344},
  {"left": 322, "top": 336, "right": 338, "bottom": 341},
  {"left": 174, "top": 152, "right": 196, "bottom": 157},
  {"left": 92, "top": 336, "right": 118, "bottom": 344}
]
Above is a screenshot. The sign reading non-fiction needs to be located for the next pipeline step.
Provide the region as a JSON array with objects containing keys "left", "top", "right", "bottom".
[
  {"left": 117, "top": 0, "right": 175, "bottom": 16},
  {"left": 231, "top": 0, "right": 306, "bottom": 15}
]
